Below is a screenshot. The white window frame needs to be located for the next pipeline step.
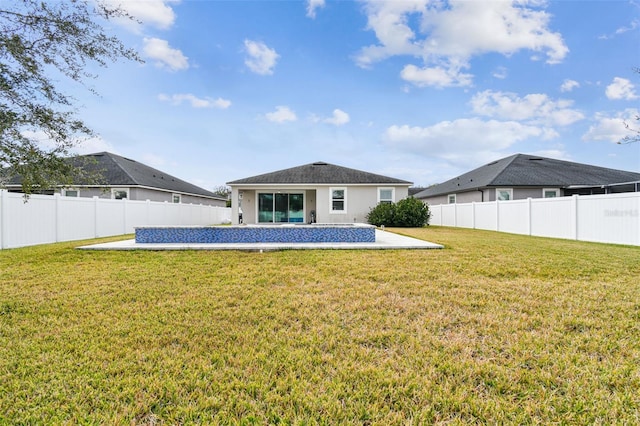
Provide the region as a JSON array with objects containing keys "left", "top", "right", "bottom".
[
  {"left": 111, "top": 188, "right": 130, "bottom": 200},
  {"left": 330, "top": 187, "right": 347, "bottom": 214},
  {"left": 543, "top": 188, "right": 560, "bottom": 198},
  {"left": 448, "top": 194, "right": 456, "bottom": 204},
  {"left": 496, "top": 188, "right": 513, "bottom": 201},
  {"left": 62, "top": 188, "right": 79, "bottom": 197},
  {"left": 172, "top": 193, "right": 181, "bottom": 203},
  {"left": 378, "top": 187, "right": 395, "bottom": 204}
]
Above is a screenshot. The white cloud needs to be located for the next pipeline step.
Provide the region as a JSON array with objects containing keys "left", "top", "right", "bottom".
[
  {"left": 605, "top": 77, "right": 639, "bottom": 100},
  {"left": 470, "top": 90, "right": 584, "bottom": 126},
  {"left": 265, "top": 106, "right": 297, "bottom": 123},
  {"left": 158, "top": 93, "right": 231, "bottom": 109},
  {"left": 324, "top": 109, "right": 350, "bottom": 126},
  {"left": 306, "top": 0, "right": 325, "bottom": 18},
  {"left": 143, "top": 37, "right": 189, "bottom": 71},
  {"left": 400, "top": 64, "right": 473, "bottom": 88},
  {"left": 560, "top": 79, "right": 580, "bottom": 92},
  {"left": 107, "top": 0, "right": 179, "bottom": 31},
  {"left": 356, "top": 0, "right": 568, "bottom": 88},
  {"left": 599, "top": 19, "right": 639, "bottom": 39},
  {"left": 582, "top": 109, "right": 639, "bottom": 143},
  {"left": 492, "top": 66, "right": 508, "bottom": 79},
  {"left": 385, "top": 118, "right": 554, "bottom": 167},
  {"left": 244, "top": 40, "right": 279, "bottom": 75}
]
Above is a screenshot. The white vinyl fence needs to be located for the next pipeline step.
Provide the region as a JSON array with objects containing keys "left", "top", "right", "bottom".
[
  {"left": 429, "top": 192, "right": 640, "bottom": 246},
  {"left": 0, "top": 190, "right": 232, "bottom": 249}
]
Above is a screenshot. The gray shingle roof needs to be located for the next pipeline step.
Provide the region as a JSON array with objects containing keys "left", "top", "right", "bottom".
[
  {"left": 227, "top": 161, "right": 412, "bottom": 185},
  {"left": 72, "top": 152, "right": 224, "bottom": 199},
  {"left": 415, "top": 154, "right": 640, "bottom": 198}
]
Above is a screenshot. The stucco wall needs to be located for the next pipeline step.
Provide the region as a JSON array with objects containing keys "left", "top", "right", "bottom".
[{"left": 231, "top": 185, "right": 410, "bottom": 224}]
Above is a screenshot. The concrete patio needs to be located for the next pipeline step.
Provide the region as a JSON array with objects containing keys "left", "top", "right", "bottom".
[{"left": 78, "top": 229, "right": 443, "bottom": 251}]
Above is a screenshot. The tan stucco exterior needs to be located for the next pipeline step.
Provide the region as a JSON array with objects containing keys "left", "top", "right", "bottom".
[{"left": 230, "top": 184, "right": 410, "bottom": 225}]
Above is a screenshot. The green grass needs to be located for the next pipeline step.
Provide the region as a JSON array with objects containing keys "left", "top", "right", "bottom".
[{"left": 1, "top": 227, "right": 639, "bottom": 424}]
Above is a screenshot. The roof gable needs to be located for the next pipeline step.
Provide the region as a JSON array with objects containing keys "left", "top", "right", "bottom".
[
  {"left": 227, "top": 161, "right": 412, "bottom": 185},
  {"left": 415, "top": 154, "right": 640, "bottom": 198}
]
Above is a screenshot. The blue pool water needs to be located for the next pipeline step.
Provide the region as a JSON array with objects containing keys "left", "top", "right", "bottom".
[{"left": 135, "top": 223, "right": 376, "bottom": 244}]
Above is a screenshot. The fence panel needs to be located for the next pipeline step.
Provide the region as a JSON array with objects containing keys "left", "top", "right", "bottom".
[
  {"left": 0, "top": 190, "right": 231, "bottom": 249},
  {"left": 474, "top": 202, "right": 498, "bottom": 231},
  {"left": 453, "top": 203, "right": 473, "bottom": 228},
  {"left": 2, "top": 193, "right": 57, "bottom": 248},
  {"left": 576, "top": 193, "right": 639, "bottom": 246},
  {"left": 498, "top": 200, "right": 529, "bottom": 235},
  {"left": 58, "top": 196, "right": 97, "bottom": 241},
  {"left": 426, "top": 192, "right": 639, "bottom": 246},
  {"left": 530, "top": 197, "right": 574, "bottom": 239},
  {"left": 440, "top": 204, "right": 457, "bottom": 226}
]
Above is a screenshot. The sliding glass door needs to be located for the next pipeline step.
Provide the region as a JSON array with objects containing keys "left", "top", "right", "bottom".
[{"left": 258, "top": 193, "right": 304, "bottom": 223}]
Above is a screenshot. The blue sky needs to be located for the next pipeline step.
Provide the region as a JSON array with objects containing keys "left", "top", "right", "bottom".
[{"left": 64, "top": 0, "right": 640, "bottom": 190}]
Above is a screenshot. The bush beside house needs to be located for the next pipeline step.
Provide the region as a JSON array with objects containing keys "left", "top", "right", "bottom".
[{"left": 367, "top": 197, "right": 431, "bottom": 227}]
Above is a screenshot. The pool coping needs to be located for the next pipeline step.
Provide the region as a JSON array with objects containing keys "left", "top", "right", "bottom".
[{"left": 77, "top": 229, "right": 444, "bottom": 251}]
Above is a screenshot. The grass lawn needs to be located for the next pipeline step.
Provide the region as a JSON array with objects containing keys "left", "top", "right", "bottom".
[{"left": 1, "top": 227, "right": 639, "bottom": 424}]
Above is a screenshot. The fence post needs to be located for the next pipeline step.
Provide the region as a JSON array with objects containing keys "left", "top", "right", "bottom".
[
  {"left": 496, "top": 200, "right": 500, "bottom": 232},
  {"left": 571, "top": 195, "right": 578, "bottom": 240},
  {"left": 0, "top": 190, "right": 8, "bottom": 249}
]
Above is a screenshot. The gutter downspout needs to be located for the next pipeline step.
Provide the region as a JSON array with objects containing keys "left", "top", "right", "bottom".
[{"left": 477, "top": 188, "right": 484, "bottom": 202}]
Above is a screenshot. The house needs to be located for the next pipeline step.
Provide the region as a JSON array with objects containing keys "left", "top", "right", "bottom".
[
  {"left": 226, "top": 161, "right": 412, "bottom": 224},
  {"left": 5, "top": 152, "right": 227, "bottom": 206},
  {"left": 415, "top": 154, "right": 640, "bottom": 205}
]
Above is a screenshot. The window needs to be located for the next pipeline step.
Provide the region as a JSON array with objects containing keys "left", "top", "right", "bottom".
[
  {"left": 496, "top": 188, "right": 512, "bottom": 201},
  {"left": 258, "top": 193, "right": 304, "bottom": 223},
  {"left": 378, "top": 188, "right": 394, "bottom": 204},
  {"left": 111, "top": 188, "right": 129, "bottom": 200},
  {"left": 330, "top": 187, "right": 346, "bottom": 213},
  {"left": 543, "top": 188, "right": 560, "bottom": 198},
  {"left": 448, "top": 194, "right": 456, "bottom": 204},
  {"left": 172, "top": 194, "right": 181, "bottom": 203},
  {"left": 63, "top": 188, "right": 79, "bottom": 197}
]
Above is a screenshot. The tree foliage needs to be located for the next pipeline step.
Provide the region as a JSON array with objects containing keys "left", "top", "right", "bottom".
[
  {"left": 0, "top": 0, "right": 140, "bottom": 194},
  {"left": 366, "top": 197, "right": 431, "bottom": 227}
]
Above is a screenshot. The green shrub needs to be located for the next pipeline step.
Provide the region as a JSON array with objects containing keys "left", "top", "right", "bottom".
[
  {"left": 366, "top": 201, "right": 396, "bottom": 226},
  {"left": 366, "top": 197, "right": 431, "bottom": 227}
]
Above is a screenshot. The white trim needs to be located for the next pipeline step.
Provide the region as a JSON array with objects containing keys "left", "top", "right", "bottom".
[
  {"left": 496, "top": 188, "right": 513, "bottom": 201},
  {"left": 329, "top": 187, "right": 347, "bottom": 214},
  {"left": 448, "top": 194, "right": 456, "bottom": 204},
  {"left": 543, "top": 188, "right": 560, "bottom": 198},
  {"left": 378, "top": 187, "right": 395, "bottom": 203}
]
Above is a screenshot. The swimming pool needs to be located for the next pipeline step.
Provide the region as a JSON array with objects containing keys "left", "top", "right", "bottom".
[{"left": 135, "top": 223, "right": 376, "bottom": 244}]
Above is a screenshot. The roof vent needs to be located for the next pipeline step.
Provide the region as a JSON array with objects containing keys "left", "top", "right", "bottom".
[
  {"left": 487, "top": 161, "right": 498, "bottom": 166},
  {"left": 529, "top": 158, "right": 544, "bottom": 161},
  {"left": 312, "top": 161, "right": 328, "bottom": 166}
]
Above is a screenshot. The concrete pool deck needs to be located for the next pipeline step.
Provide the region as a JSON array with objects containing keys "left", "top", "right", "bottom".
[{"left": 78, "top": 229, "right": 443, "bottom": 251}]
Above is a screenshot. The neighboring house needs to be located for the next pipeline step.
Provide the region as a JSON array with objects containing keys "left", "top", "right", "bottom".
[
  {"left": 227, "top": 161, "right": 412, "bottom": 224},
  {"left": 415, "top": 154, "right": 640, "bottom": 205},
  {"left": 5, "top": 152, "right": 227, "bottom": 207}
]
